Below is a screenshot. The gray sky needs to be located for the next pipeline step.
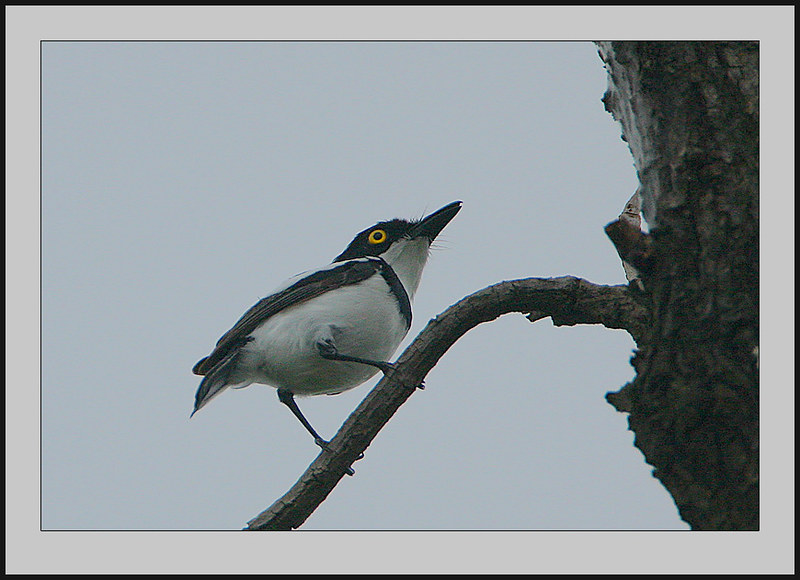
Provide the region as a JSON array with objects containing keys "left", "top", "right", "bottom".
[
  {"left": 8, "top": 5, "right": 795, "bottom": 575},
  {"left": 41, "top": 39, "right": 684, "bottom": 532}
]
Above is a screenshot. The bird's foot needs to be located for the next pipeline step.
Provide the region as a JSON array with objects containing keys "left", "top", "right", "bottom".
[
  {"left": 315, "top": 437, "right": 358, "bottom": 476},
  {"left": 376, "top": 361, "right": 396, "bottom": 375}
]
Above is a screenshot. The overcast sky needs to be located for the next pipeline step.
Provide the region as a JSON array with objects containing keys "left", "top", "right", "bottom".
[
  {"left": 41, "top": 37, "right": 685, "bottom": 530},
  {"left": 8, "top": 5, "right": 795, "bottom": 576}
]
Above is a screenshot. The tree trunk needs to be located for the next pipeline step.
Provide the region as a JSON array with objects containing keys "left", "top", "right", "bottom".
[
  {"left": 596, "top": 41, "right": 759, "bottom": 530},
  {"left": 246, "top": 42, "right": 760, "bottom": 531}
]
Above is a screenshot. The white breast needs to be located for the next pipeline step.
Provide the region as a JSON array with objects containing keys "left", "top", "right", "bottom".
[{"left": 238, "top": 272, "right": 410, "bottom": 396}]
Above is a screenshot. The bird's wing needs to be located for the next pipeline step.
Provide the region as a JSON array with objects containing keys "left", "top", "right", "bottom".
[{"left": 192, "top": 258, "right": 383, "bottom": 376}]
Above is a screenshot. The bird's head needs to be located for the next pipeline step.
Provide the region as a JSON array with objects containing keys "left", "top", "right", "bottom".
[
  {"left": 333, "top": 200, "right": 462, "bottom": 298},
  {"left": 333, "top": 200, "right": 462, "bottom": 262}
]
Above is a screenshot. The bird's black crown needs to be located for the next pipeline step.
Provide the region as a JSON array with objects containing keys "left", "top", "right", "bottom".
[
  {"left": 333, "top": 219, "right": 414, "bottom": 262},
  {"left": 333, "top": 201, "right": 462, "bottom": 263}
]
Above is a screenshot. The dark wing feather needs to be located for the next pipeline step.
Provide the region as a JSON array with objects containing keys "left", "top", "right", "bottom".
[{"left": 192, "top": 258, "right": 383, "bottom": 376}]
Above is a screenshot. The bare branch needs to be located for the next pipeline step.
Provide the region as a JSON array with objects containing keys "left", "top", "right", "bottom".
[{"left": 245, "top": 276, "right": 647, "bottom": 530}]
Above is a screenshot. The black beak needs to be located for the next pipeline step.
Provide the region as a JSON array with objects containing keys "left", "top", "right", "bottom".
[{"left": 409, "top": 201, "right": 462, "bottom": 242}]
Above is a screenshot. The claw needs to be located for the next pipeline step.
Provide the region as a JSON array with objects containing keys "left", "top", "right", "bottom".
[
  {"left": 344, "top": 451, "right": 366, "bottom": 475},
  {"left": 377, "top": 361, "right": 396, "bottom": 374},
  {"left": 315, "top": 438, "right": 357, "bottom": 476}
]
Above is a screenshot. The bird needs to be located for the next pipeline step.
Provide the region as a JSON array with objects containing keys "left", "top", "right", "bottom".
[{"left": 191, "top": 200, "right": 462, "bottom": 454}]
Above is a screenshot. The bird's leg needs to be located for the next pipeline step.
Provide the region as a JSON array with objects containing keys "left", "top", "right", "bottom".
[
  {"left": 316, "top": 338, "right": 395, "bottom": 374},
  {"left": 277, "top": 388, "right": 328, "bottom": 448},
  {"left": 277, "top": 388, "right": 356, "bottom": 476}
]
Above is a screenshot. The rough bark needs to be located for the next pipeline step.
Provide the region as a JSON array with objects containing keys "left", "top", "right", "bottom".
[{"left": 596, "top": 41, "right": 759, "bottom": 530}]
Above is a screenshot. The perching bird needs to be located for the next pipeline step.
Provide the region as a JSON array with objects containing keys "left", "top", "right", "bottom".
[{"left": 191, "top": 201, "right": 462, "bottom": 452}]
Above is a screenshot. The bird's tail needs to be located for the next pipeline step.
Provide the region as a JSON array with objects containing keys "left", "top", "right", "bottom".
[{"left": 191, "top": 349, "right": 246, "bottom": 416}]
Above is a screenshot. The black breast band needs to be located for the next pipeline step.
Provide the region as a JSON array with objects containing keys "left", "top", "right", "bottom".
[{"left": 376, "top": 257, "right": 412, "bottom": 329}]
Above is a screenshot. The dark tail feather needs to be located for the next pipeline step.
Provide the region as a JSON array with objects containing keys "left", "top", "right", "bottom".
[
  {"left": 191, "top": 350, "right": 243, "bottom": 416},
  {"left": 192, "top": 356, "right": 209, "bottom": 375},
  {"left": 193, "top": 336, "right": 252, "bottom": 376}
]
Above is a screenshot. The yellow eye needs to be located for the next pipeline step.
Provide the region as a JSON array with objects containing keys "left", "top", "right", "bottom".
[{"left": 368, "top": 229, "right": 387, "bottom": 245}]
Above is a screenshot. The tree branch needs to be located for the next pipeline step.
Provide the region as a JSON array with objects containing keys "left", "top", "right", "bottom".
[{"left": 245, "top": 276, "right": 647, "bottom": 530}]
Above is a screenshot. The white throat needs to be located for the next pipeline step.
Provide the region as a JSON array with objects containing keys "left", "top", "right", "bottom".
[{"left": 379, "top": 237, "right": 430, "bottom": 299}]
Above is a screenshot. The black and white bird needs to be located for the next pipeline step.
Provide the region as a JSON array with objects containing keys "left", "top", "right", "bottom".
[{"left": 191, "top": 201, "right": 462, "bottom": 451}]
